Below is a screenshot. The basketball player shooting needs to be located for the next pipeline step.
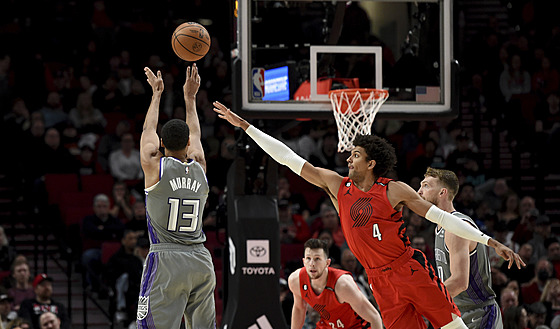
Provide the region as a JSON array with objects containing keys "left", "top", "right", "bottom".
[
  {"left": 137, "top": 65, "right": 215, "bottom": 328},
  {"left": 289, "top": 239, "right": 383, "bottom": 329},
  {"left": 212, "top": 101, "right": 525, "bottom": 329}
]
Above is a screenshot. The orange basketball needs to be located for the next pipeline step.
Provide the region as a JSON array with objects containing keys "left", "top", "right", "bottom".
[{"left": 171, "top": 22, "right": 211, "bottom": 62}]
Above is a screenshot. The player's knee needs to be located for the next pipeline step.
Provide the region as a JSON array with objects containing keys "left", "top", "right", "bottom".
[{"left": 440, "top": 316, "right": 468, "bottom": 329}]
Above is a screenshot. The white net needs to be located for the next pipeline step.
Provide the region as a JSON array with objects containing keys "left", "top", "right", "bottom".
[{"left": 329, "top": 89, "right": 389, "bottom": 152}]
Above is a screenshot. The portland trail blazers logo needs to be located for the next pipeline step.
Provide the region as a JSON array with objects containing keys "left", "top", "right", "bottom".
[
  {"left": 350, "top": 198, "right": 373, "bottom": 227},
  {"left": 313, "top": 304, "right": 330, "bottom": 320}
]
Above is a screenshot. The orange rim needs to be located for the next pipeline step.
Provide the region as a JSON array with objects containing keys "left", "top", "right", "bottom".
[{"left": 328, "top": 88, "right": 388, "bottom": 99}]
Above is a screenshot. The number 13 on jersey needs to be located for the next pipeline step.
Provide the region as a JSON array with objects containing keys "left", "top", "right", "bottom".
[{"left": 167, "top": 198, "right": 200, "bottom": 232}]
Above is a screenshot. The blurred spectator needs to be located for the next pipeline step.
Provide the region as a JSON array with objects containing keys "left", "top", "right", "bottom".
[
  {"left": 498, "top": 191, "right": 521, "bottom": 230},
  {"left": 7, "top": 260, "right": 34, "bottom": 311},
  {"left": 278, "top": 199, "right": 311, "bottom": 244},
  {"left": 39, "top": 92, "right": 67, "bottom": 129},
  {"left": 18, "top": 274, "right": 69, "bottom": 329},
  {"left": 206, "top": 136, "right": 236, "bottom": 193},
  {"left": 122, "top": 79, "right": 148, "bottom": 118},
  {"left": 76, "top": 142, "right": 103, "bottom": 176},
  {"left": 540, "top": 278, "right": 560, "bottom": 325},
  {"left": 92, "top": 76, "right": 123, "bottom": 112},
  {"left": 310, "top": 205, "right": 345, "bottom": 248},
  {"left": 477, "top": 178, "right": 510, "bottom": 215},
  {"left": 513, "top": 208, "right": 540, "bottom": 246},
  {"left": 279, "top": 277, "right": 293, "bottom": 325},
  {"left": 3, "top": 98, "right": 30, "bottom": 136},
  {"left": 502, "top": 305, "right": 528, "bottom": 329},
  {"left": 501, "top": 243, "right": 535, "bottom": 286},
  {"left": 104, "top": 230, "right": 142, "bottom": 325},
  {"left": 500, "top": 287, "right": 520, "bottom": 312},
  {"left": 81, "top": 194, "right": 125, "bottom": 295},
  {"left": 1, "top": 287, "right": 17, "bottom": 328},
  {"left": 500, "top": 54, "right": 531, "bottom": 102},
  {"left": 340, "top": 248, "right": 375, "bottom": 305},
  {"left": 277, "top": 176, "right": 309, "bottom": 218},
  {"left": 68, "top": 92, "right": 106, "bottom": 134},
  {"left": 528, "top": 216, "right": 553, "bottom": 264},
  {"left": 527, "top": 302, "right": 547, "bottom": 328},
  {"left": 445, "top": 132, "right": 484, "bottom": 186},
  {"left": 522, "top": 259, "right": 555, "bottom": 304},
  {"left": 37, "top": 128, "right": 79, "bottom": 175},
  {"left": 546, "top": 239, "right": 560, "bottom": 279},
  {"left": 0, "top": 226, "right": 16, "bottom": 271},
  {"left": 97, "top": 119, "right": 131, "bottom": 172},
  {"left": 109, "top": 181, "right": 133, "bottom": 222},
  {"left": 124, "top": 201, "right": 147, "bottom": 238},
  {"left": 532, "top": 56, "right": 559, "bottom": 100},
  {"left": 309, "top": 133, "right": 338, "bottom": 170},
  {"left": 38, "top": 312, "right": 61, "bottom": 329},
  {"left": 316, "top": 229, "right": 342, "bottom": 266},
  {"left": 108, "top": 133, "right": 142, "bottom": 181},
  {"left": 454, "top": 183, "right": 478, "bottom": 219}
]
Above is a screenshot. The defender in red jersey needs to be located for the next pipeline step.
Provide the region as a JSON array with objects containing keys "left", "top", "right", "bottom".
[
  {"left": 288, "top": 239, "right": 383, "bottom": 329},
  {"left": 213, "top": 102, "right": 525, "bottom": 329}
]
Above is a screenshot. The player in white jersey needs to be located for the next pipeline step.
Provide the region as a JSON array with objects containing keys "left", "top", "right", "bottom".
[
  {"left": 418, "top": 167, "right": 503, "bottom": 329},
  {"left": 137, "top": 64, "right": 215, "bottom": 328}
]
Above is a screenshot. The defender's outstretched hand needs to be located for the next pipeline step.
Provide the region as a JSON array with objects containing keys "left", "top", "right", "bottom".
[
  {"left": 184, "top": 64, "right": 200, "bottom": 98},
  {"left": 144, "top": 67, "right": 164, "bottom": 94},
  {"left": 213, "top": 101, "right": 249, "bottom": 130},
  {"left": 490, "top": 241, "right": 526, "bottom": 269}
]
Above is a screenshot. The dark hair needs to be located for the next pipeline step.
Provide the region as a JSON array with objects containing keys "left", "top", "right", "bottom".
[
  {"left": 304, "top": 238, "right": 329, "bottom": 258},
  {"left": 424, "top": 167, "right": 459, "bottom": 200},
  {"left": 161, "top": 119, "right": 190, "bottom": 151},
  {"left": 352, "top": 134, "right": 397, "bottom": 177}
]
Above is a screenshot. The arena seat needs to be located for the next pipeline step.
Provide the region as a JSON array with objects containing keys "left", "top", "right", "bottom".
[
  {"left": 101, "top": 241, "right": 122, "bottom": 264},
  {"left": 81, "top": 174, "right": 114, "bottom": 195},
  {"left": 44, "top": 173, "right": 79, "bottom": 205}
]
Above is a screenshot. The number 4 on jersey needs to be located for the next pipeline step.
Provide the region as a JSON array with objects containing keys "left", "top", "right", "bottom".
[{"left": 372, "top": 223, "right": 382, "bottom": 241}]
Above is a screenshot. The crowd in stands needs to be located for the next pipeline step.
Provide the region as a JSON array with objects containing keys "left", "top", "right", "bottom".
[{"left": 0, "top": 0, "right": 559, "bottom": 328}]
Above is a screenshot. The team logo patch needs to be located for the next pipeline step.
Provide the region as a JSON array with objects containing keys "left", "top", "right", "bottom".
[
  {"left": 350, "top": 198, "right": 373, "bottom": 227},
  {"left": 345, "top": 182, "right": 351, "bottom": 187},
  {"left": 137, "top": 296, "right": 149, "bottom": 320},
  {"left": 185, "top": 166, "right": 189, "bottom": 174},
  {"left": 303, "top": 284, "right": 308, "bottom": 291}
]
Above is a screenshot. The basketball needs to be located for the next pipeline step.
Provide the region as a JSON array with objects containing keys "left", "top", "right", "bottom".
[{"left": 171, "top": 22, "right": 211, "bottom": 62}]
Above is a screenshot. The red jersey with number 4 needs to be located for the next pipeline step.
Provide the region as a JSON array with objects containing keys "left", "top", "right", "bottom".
[
  {"left": 337, "top": 177, "right": 410, "bottom": 269},
  {"left": 299, "top": 267, "right": 367, "bottom": 329}
]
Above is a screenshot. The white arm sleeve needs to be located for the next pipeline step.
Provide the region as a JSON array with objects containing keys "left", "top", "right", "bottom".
[
  {"left": 425, "top": 205, "right": 491, "bottom": 245},
  {"left": 246, "top": 125, "right": 307, "bottom": 175}
]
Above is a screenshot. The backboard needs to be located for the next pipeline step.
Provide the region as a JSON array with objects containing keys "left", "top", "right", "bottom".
[{"left": 232, "top": 0, "right": 458, "bottom": 119}]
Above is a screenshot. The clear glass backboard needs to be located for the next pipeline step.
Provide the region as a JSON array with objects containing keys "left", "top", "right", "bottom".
[{"left": 232, "top": 0, "right": 458, "bottom": 119}]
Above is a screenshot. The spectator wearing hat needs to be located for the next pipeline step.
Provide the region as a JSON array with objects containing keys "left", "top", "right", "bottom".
[
  {"left": 7, "top": 259, "right": 34, "bottom": 311},
  {"left": 528, "top": 215, "right": 553, "bottom": 264},
  {"left": 527, "top": 302, "right": 547, "bottom": 328},
  {"left": 522, "top": 259, "right": 555, "bottom": 305},
  {"left": 17, "top": 274, "right": 69, "bottom": 329},
  {"left": 513, "top": 207, "right": 541, "bottom": 246},
  {"left": 1, "top": 287, "right": 17, "bottom": 329}
]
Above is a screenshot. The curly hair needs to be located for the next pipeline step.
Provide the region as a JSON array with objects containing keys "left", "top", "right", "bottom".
[
  {"left": 161, "top": 119, "right": 190, "bottom": 151},
  {"left": 353, "top": 134, "right": 397, "bottom": 177}
]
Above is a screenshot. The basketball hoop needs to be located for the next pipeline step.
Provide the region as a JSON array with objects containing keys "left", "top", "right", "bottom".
[{"left": 328, "top": 88, "right": 389, "bottom": 152}]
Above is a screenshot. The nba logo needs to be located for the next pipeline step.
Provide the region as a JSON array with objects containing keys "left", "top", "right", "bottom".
[{"left": 252, "top": 68, "right": 264, "bottom": 99}]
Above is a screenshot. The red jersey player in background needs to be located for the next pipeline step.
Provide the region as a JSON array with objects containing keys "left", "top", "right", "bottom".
[
  {"left": 213, "top": 102, "right": 525, "bottom": 329},
  {"left": 288, "top": 238, "right": 383, "bottom": 329}
]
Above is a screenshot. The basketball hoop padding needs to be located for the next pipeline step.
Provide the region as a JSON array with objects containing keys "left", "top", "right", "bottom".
[{"left": 328, "top": 88, "right": 389, "bottom": 152}]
